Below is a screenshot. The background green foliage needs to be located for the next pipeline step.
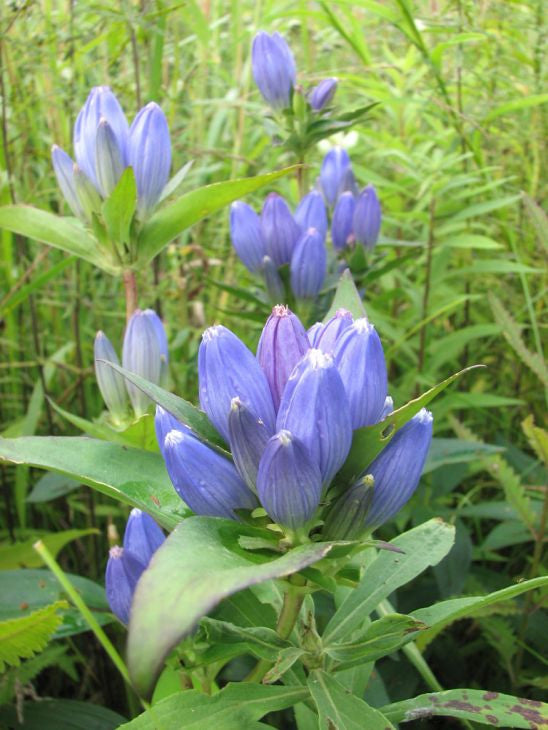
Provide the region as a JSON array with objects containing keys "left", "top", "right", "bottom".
[{"left": 0, "top": 0, "right": 545, "bottom": 724}]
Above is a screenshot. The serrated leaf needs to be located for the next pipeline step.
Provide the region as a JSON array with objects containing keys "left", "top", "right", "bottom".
[
  {"left": 521, "top": 415, "right": 548, "bottom": 466},
  {"left": 0, "top": 601, "right": 67, "bottom": 671}
]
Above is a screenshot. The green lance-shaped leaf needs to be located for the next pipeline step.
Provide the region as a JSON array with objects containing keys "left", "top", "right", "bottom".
[
  {"left": 136, "top": 166, "right": 298, "bottom": 265},
  {"left": 102, "top": 166, "right": 137, "bottom": 247},
  {"left": 381, "top": 689, "right": 548, "bottom": 728},
  {"left": 323, "top": 268, "right": 366, "bottom": 321},
  {"left": 0, "top": 601, "right": 68, "bottom": 671},
  {"left": 127, "top": 516, "right": 337, "bottom": 697},
  {"left": 0, "top": 529, "right": 97, "bottom": 570},
  {"left": 0, "top": 436, "right": 186, "bottom": 529},
  {"left": 0, "top": 699, "right": 127, "bottom": 730}
]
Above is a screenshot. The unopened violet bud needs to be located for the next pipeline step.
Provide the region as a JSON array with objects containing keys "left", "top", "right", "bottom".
[
  {"left": 312, "top": 308, "right": 354, "bottom": 353},
  {"left": 323, "top": 474, "right": 375, "bottom": 540},
  {"left": 251, "top": 31, "right": 296, "bottom": 110},
  {"left": 331, "top": 191, "right": 356, "bottom": 250},
  {"left": 277, "top": 349, "right": 352, "bottom": 488},
  {"left": 143, "top": 309, "right": 169, "bottom": 387},
  {"left": 51, "top": 146, "right": 83, "bottom": 219},
  {"left": 123, "top": 508, "right": 165, "bottom": 563},
  {"left": 353, "top": 184, "right": 381, "bottom": 249},
  {"left": 230, "top": 202, "right": 265, "bottom": 273},
  {"left": 163, "top": 429, "right": 257, "bottom": 519},
  {"left": 154, "top": 405, "right": 189, "bottom": 456},
  {"left": 228, "top": 397, "right": 272, "bottom": 492},
  {"left": 73, "top": 164, "right": 102, "bottom": 220},
  {"left": 333, "top": 318, "right": 387, "bottom": 428},
  {"left": 198, "top": 325, "right": 276, "bottom": 442},
  {"left": 290, "top": 227, "right": 327, "bottom": 299},
  {"left": 362, "top": 409, "right": 434, "bottom": 529},
  {"left": 122, "top": 309, "right": 162, "bottom": 417},
  {"left": 105, "top": 545, "right": 145, "bottom": 624},
  {"left": 380, "top": 395, "right": 394, "bottom": 420},
  {"left": 94, "top": 331, "right": 129, "bottom": 423},
  {"left": 262, "top": 255, "right": 285, "bottom": 303},
  {"left": 128, "top": 102, "right": 171, "bottom": 217},
  {"left": 261, "top": 193, "right": 301, "bottom": 267},
  {"left": 95, "top": 118, "right": 125, "bottom": 197},
  {"left": 295, "top": 191, "right": 328, "bottom": 239},
  {"left": 320, "top": 147, "right": 351, "bottom": 206},
  {"left": 309, "top": 78, "right": 338, "bottom": 111},
  {"left": 257, "top": 305, "right": 310, "bottom": 410},
  {"left": 257, "top": 430, "right": 322, "bottom": 529}
]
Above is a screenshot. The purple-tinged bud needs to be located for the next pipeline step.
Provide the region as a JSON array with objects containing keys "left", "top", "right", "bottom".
[
  {"left": 123, "top": 508, "right": 165, "bottom": 563},
  {"left": 198, "top": 325, "right": 276, "bottom": 442},
  {"left": 362, "top": 409, "right": 433, "bottom": 529},
  {"left": 307, "top": 322, "right": 323, "bottom": 346},
  {"left": 380, "top": 395, "right": 394, "bottom": 420},
  {"left": 94, "top": 331, "right": 129, "bottom": 424},
  {"left": 295, "top": 191, "right": 328, "bottom": 239},
  {"left": 257, "top": 305, "right": 310, "bottom": 411},
  {"left": 262, "top": 255, "right": 285, "bottom": 303},
  {"left": 251, "top": 31, "right": 296, "bottom": 110},
  {"left": 277, "top": 349, "right": 352, "bottom": 488},
  {"left": 105, "top": 545, "right": 145, "bottom": 624},
  {"left": 353, "top": 184, "right": 381, "bottom": 249},
  {"left": 309, "top": 78, "right": 338, "bottom": 111},
  {"left": 95, "top": 118, "right": 125, "bottom": 197},
  {"left": 154, "top": 405, "right": 189, "bottom": 456},
  {"left": 122, "top": 309, "right": 162, "bottom": 417},
  {"left": 74, "top": 86, "right": 129, "bottom": 189},
  {"left": 257, "top": 430, "right": 322, "bottom": 529},
  {"left": 163, "top": 429, "right": 257, "bottom": 519},
  {"left": 331, "top": 191, "right": 356, "bottom": 250},
  {"left": 311, "top": 308, "right": 354, "bottom": 354},
  {"left": 128, "top": 102, "right": 171, "bottom": 217},
  {"left": 73, "top": 164, "right": 102, "bottom": 220},
  {"left": 228, "top": 397, "right": 272, "bottom": 492},
  {"left": 230, "top": 202, "right": 266, "bottom": 273},
  {"left": 51, "top": 146, "right": 83, "bottom": 219},
  {"left": 142, "top": 309, "right": 169, "bottom": 387},
  {"left": 323, "top": 474, "right": 375, "bottom": 540},
  {"left": 290, "top": 227, "right": 327, "bottom": 299},
  {"left": 320, "top": 147, "right": 351, "bottom": 206},
  {"left": 333, "top": 318, "right": 387, "bottom": 428},
  {"left": 261, "top": 193, "right": 301, "bottom": 267}
]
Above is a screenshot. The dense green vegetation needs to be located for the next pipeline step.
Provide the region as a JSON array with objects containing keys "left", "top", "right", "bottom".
[{"left": 0, "top": 0, "right": 546, "bottom": 727}]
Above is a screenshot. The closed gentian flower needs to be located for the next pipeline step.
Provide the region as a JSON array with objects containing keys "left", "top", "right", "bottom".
[
  {"left": 323, "top": 474, "right": 375, "bottom": 540},
  {"left": 257, "top": 305, "right": 310, "bottom": 410},
  {"left": 251, "top": 31, "right": 296, "bottom": 110},
  {"left": 333, "top": 318, "right": 387, "bottom": 428},
  {"left": 143, "top": 309, "right": 169, "bottom": 387},
  {"left": 128, "top": 102, "right": 171, "bottom": 217},
  {"left": 228, "top": 397, "right": 272, "bottom": 492},
  {"left": 105, "top": 546, "right": 146, "bottom": 624},
  {"left": 95, "top": 118, "right": 125, "bottom": 197},
  {"left": 307, "top": 322, "right": 323, "bottom": 346},
  {"left": 94, "top": 331, "right": 129, "bottom": 424},
  {"left": 163, "top": 429, "right": 257, "bottom": 519},
  {"left": 73, "top": 164, "right": 102, "bottom": 220},
  {"left": 198, "top": 325, "right": 276, "bottom": 442},
  {"left": 310, "top": 308, "right": 354, "bottom": 353},
  {"left": 262, "top": 255, "right": 285, "bottom": 303},
  {"left": 230, "top": 202, "right": 265, "bottom": 273},
  {"left": 309, "top": 78, "right": 338, "bottom": 111},
  {"left": 295, "top": 191, "right": 328, "bottom": 239},
  {"left": 257, "top": 430, "right": 322, "bottom": 529},
  {"left": 331, "top": 191, "right": 356, "bottom": 250},
  {"left": 353, "top": 184, "right": 381, "bottom": 249},
  {"left": 51, "top": 146, "right": 84, "bottom": 219},
  {"left": 277, "top": 349, "right": 352, "bottom": 488},
  {"left": 290, "top": 227, "right": 327, "bottom": 299},
  {"left": 261, "top": 193, "right": 301, "bottom": 266},
  {"left": 123, "top": 508, "right": 165, "bottom": 560},
  {"left": 320, "top": 147, "right": 351, "bottom": 206},
  {"left": 122, "top": 309, "right": 162, "bottom": 417}
]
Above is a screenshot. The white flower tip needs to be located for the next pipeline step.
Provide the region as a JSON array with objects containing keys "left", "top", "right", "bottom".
[
  {"left": 165, "top": 428, "right": 184, "bottom": 447},
  {"left": 278, "top": 429, "right": 292, "bottom": 447},
  {"left": 354, "top": 317, "right": 373, "bottom": 334},
  {"left": 307, "top": 348, "right": 333, "bottom": 369},
  {"left": 416, "top": 408, "right": 433, "bottom": 424},
  {"left": 109, "top": 545, "right": 124, "bottom": 559}
]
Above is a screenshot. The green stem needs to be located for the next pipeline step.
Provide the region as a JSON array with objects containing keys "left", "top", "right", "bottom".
[{"left": 123, "top": 269, "right": 138, "bottom": 321}]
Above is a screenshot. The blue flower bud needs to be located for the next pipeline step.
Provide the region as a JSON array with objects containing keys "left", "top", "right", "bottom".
[
  {"left": 154, "top": 405, "right": 189, "bottom": 457},
  {"left": 128, "top": 102, "right": 171, "bottom": 217},
  {"left": 353, "top": 184, "right": 381, "bottom": 249},
  {"left": 95, "top": 118, "right": 125, "bottom": 197},
  {"left": 105, "top": 545, "right": 145, "bottom": 624},
  {"left": 295, "top": 191, "right": 328, "bottom": 239},
  {"left": 251, "top": 31, "right": 296, "bottom": 110},
  {"left": 257, "top": 305, "right": 310, "bottom": 411},
  {"left": 94, "top": 331, "right": 129, "bottom": 424},
  {"left": 261, "top": 193, "right": 301, "bottom": 267},
  {"left": 142, "top": 309, "right": 169, "bottom": 387},
  {"left": 277, "top": 349, "right": 352, "bottom": 488},
  {"left": 309, "top": 78, "right": 338, "bottom": 111},
  {"left": 257, "top": 430, "right": 322, "bottom": 529},
  {"left": 323, "top": 474, "right": 375, "bottom": 540},
  {"left": 123, "top": 508, "right": 165, "bottom": 561},
  {"left": 290, "top": 227, "right": 327, "bottom": 299},
  {"left": 198, "top": 325, "right": 276, "bottom": 442},
  {"left": 310, "top": 308, "right": 354, "bottom": 353},
  {"left": 320, "top": 147, "right": 351, "bottom": 206},
  {"left": 163, "top": 429, "right": 257, "bottom": 519},
  {"left": 230, "top": 201, "right": 266, "bottom": 273},
  {"left": 228, "top": 397, "right": 272, "bottom": 492},
  {"left": 333, "top": 318, "right": 387, "bottom": 428},
  {"left": 122, "top": 309, "right": 162, "bottom": 417},
  {"left": 51, "top": 146, "right": 84, "bottom": 219},
  {"left": 380, "top": 395, "right": 394, "bottom": 420},
  {"left": 262, "top": 255, "right": 285, "bottom": 303},
  {"left": 331, "top": 191, "right": 356, "bottom": 250},
  {"left": 73, "top": 164, "right": 102, "bottom": 220}
]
